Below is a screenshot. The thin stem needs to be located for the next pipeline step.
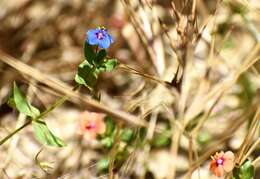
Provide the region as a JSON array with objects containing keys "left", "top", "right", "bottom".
[
  {"left": 109, "top": 122, "right": 122, "bottom": 179},
  {"left": 118, "top": 63, "right": 171, "bottom": 86},
  {"left": 0, "top": 120, "right": 31, "bottom": 145}
]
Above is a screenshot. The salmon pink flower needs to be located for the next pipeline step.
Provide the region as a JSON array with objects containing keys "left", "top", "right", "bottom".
[
  {"left": 210, "top": 151, "right": 235, "bottom": 177},
  {"left": 79, "top": 111, "right": 106, "bottom": 140}
]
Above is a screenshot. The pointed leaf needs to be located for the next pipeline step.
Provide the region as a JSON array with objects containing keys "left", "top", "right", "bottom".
[
  {"left": 8, "top": 82, "right": 40, "bottom": 118},
  {"left": 32, "top": 120, "right": 66, "bottom": 147}
]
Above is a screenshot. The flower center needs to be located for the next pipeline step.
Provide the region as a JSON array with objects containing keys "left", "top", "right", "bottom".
[
  {"left": 96, "top": 32, "right": 104, "bottom": 40},
  {"left": 216, "top": 157, "right": 224, "bottom": 166},
  {"left": 85, "top": 122, "right": 96, "bottom": 130}
]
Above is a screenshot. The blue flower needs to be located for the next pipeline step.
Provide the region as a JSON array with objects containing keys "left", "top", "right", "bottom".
[{"left": 86, "top": 27, "right": 113, "bottom": 49}]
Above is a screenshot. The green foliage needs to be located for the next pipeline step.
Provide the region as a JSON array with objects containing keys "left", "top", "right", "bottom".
[
  {"left": 101, "top": 137, "right": 114, "bottom": 148},
  {"left": 185, "top": 112, "right": 204, "bottom": 132},
  {"left": 95, "top": 59, "right": 118, "bottom": 73},
  {"left": 104, "top": 116, "right": 115, "bottom": 136},
  {"left": 217, "top": 22, "right": 231, "bottom": 36},
  {"left": 150, "top": 123, "right": 171, "bottom": 147},
  {"left": 138, "top": 127, "right": 147, "bottom": 146},
  {"left": 8, "top": 82, "right": 40, "bottom": 118},
  {"left": 229, "top": 2, "right": 248, "bottom": 15},
  {"left": 95, "top": 49, "right": 107, "bottom": 62},
  {"left": 75, "top": 42, "right": 117, "bottom": 91},
  {"left": 120, "top": 128, "right": 134, "bottom": 143},
  {"left": 97, "top": 116, "right": 115, "bottom": 148},
  {"left": 233, "top": 160, "right": 255, "bottom": 179},
  {"left": 32, "top": 120, "right": 66, "bottom": 147},
  {"left": 115, "top": 149, "right": 129, "bottom": 167},
  {"left": 197, "top": 131, "right": 211, "bottom": 147},
  {"left": 8, "top": 82, "right": 65, "bottom": 147},
  {"left": 97, "top": 158, "right": 109, "bottom": 172},
  {"left": 75, "top": 60, "right": 98, "bottom": 90},
  {"left": 151, "top": 132, "right": 171, "bottom": 147},
  {"left": 84, "top": 42, "right": 96, "bottom": 65}
]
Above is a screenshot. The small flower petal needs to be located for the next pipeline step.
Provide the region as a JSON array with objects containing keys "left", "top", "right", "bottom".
[
  {"left": 223, "top": 159, "right": 234, "bottom": 172},
  {"left": 210, "top": 160, "right": 217, "bottom": 171},
  {"left": 96, "top": 119, "right": 106, "bottom": 134},
  {"left": 214, "top": 166, "right": 225, "bottom": 177},
  {"left": 223, "top": 151, "right": 235, "bottom": 160},
  {"left": 87, "top": 30, "right": 99, "bottom": 45},
  {"left": 98, "top": 37, "right": 111, "bottom": 49}
]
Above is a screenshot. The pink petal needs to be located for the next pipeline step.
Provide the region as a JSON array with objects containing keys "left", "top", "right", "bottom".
[
  {"left": 95, "top": 117, "right": 106, "bottom": 134},
  {"left": 223, "top": 159, "right": 234, "bottom": 172},
  {"left": 224, "top": 151, "right": 235, "bottom": 160}
]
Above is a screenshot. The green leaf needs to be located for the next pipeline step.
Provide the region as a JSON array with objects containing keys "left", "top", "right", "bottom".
[
  {"left": 101, "top": 137, "right": 113, "bottom": 148},
  {"left": 32, "top": 120, "right": 66, "bottom": 147},
  {"left": 120, "top": 128, "right": 134, "bottom": 142},
  {"left": 96, "top": 59, "right": 118, "bottom": 73},
  {"left": 8, "top": 82, "right": 40, "bottom": 118},
  {"left": 151, "top": 132, "right": 171, "bottom": 147},
  {"left": 197, "top": 131, "right": 211, "bottom": 146},
  {"left": 115, "top": 149, "right": 129, "bottom": 167},
  {"left": 233, "top": 160, "right": 255, "bottom": 179},
  {"left": 104, "top": 116, "right": 115, "bottom": 136},
  {"left": 75, "top": 61, "right": 97, "bottom": 90},
  {"left": 95, "top": 49, "right": 107, "bottom": 62},
  {"left": 84, "top": 42, "right": 96, "bottom": 65},
  {"left": 151, "top": 125, "right": 171, "bottom": 147},
  {"left": 97, "top": 158, "right": 109, "bottom": 171}
]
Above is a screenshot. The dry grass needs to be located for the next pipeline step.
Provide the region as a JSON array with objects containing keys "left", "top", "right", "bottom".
[{"left": 0, "top": 0, "right": 259, "bottom": 178}]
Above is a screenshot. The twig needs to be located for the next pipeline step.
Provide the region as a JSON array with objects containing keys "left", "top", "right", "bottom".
[{"left": 0, "top": 50, "right": 146, "bottom": 128}]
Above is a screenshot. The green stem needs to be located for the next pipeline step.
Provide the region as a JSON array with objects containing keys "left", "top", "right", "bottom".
[
  {"left": 0, "top": 120, "right": 31, "bottom": 145},
  {"left": 0, "top": 85, "right": 80, "bottom": 146}
]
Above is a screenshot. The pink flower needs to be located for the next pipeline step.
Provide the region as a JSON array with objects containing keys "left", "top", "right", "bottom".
[
  {"left": 210, "top": 151, "right": 235, "bottom": 177},
  {"left": 79, "top": 111, "right": 106, "bottom": 140}
]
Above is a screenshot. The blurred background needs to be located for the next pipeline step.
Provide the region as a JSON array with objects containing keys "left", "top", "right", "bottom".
[{"left": 0, "top": 0, "right": 259, "bottom": 178}]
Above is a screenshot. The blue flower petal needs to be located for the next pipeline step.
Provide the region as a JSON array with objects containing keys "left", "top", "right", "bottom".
[
  {"left": 88, "top": 36, "right": 99, "bottom": 45},
  {"left": 98, "top": 38, "right": 111, "bottom": 49},
  {"left": 85, "top": 28, "right": 113, "bottom": 48},
  {"left": 108, "top": 34, "right": 113, "bottom": 43},
  {"left": 87, "top": 29, "right": 99, "bottom": 45}
]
